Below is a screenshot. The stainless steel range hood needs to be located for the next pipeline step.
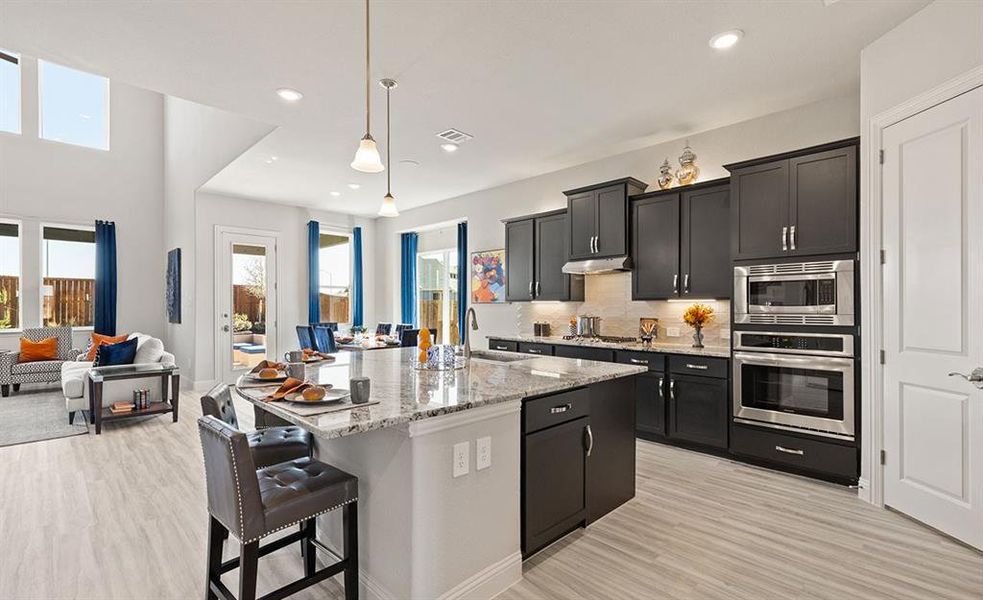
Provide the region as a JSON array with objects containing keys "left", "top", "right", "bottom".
[{"left": 562, "top": 256, "right": 632, "bottom": 275}]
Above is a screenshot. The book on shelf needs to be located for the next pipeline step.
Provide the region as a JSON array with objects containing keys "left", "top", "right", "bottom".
[{"left": 110, "top": 402, "right": 135, "bottom": 414}]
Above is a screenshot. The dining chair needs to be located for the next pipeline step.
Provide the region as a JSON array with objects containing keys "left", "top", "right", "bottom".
[
  {"left": 312, "top": 325, "right": 338, "bottom": 353},
  {"left": 375, "top": 323, "right": 393, "bottom": 336},
  {"left": 399, "top": 328, "right": 420, "bottom": 347},
  {"left": 296, "top": 325, "right": 315, "bottom": 351}
]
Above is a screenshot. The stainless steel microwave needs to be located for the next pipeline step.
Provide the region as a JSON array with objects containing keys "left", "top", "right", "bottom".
[{"left": 733, "top": 260, "right": 854, "bottom": 326}]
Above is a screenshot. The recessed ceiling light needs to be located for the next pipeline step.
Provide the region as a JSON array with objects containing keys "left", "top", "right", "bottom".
[
  {"left": 440, "top": 143, "right": 459, "bottom": 153},
  {"left": 399, "top": 159, "right": 420, "bottom": 167},
  {"left": 709, "top": 29, "right": 743, "bottom": 50},
  {"left": 276, "top": 87, "right": 304, "bottom": 101},
  {"left": 330, "top": 191, "right": 341, "bottom": 197},
  {"left": 348, "top": 183, "right": 361, "bottom": 190}
]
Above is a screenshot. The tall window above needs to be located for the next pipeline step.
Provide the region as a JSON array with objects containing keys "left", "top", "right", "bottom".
[
  {"left": 319, "top": 232, "right": 351, "bottom": 325},
  {"left": 39, "top": 60, "right": 109, "bottom": 150},
  {"left": 0, "top": 221, "right": 21, "bottom": 330},
  {"left": 42, "top": 225, "right": 96, "bottom": 328},
  {"left": 0, "top": 50, "right": 20, "bottom": 135}
]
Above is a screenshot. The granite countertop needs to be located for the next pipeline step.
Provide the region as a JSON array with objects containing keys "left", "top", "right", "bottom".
[
  {"left": 235, "top": 348, "right": 645, "bottom": 440},
  {"left": 489, "top": 334, "right": 731, "bottom": 359}
]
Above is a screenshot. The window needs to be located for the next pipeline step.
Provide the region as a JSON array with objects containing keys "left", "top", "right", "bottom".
[
  {"left": 0, "top": 221, "right": 21, "bottom": 329},
  {"left": 417, "top": 249, "right": 458, "bottom": 344},
  {"left": 0, "top": 49, "right": 20, "bottom": 135},
  {"left": 42, "top": 225, "right": 95, "bottom": 328},
  {"left": 319, "top": 231, "right": 351, "bottom": 325},
  {"left": 39, "top": 60, "right": 108, "bottom": 150}
]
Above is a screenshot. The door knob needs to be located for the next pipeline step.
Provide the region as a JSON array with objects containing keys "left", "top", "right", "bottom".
[{"left": 949, "top": 367, "right": 983, "bottom": 388}]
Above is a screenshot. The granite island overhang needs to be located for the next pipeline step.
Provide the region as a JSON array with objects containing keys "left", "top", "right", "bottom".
[{"left": 236, "top": 347, "right": 645, "bottom": 600}]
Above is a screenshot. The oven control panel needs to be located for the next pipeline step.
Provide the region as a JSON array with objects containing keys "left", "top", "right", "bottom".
[{"left": 737, "top": 333, "right": 846, "bottom": 354}]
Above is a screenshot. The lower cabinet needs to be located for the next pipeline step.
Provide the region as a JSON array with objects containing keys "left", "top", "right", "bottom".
[
  {"left": 553, "top": 344, "right": 615, "bottom": 362},
  {"left": 667, "top": 374, "right": 729, "bottom": 449},
  {"left": 585, "top": 377, "right": 636, "bottom": 523},
  {"left": 634, "top": 372, "right": 667, "bottom": 438}
]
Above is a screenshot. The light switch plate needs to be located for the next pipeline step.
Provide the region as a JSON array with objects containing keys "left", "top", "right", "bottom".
[
  {"left": 453, "top": 441, "right": 470, "bottom": 478},
  {"left": 667, "top": 327, "right": 681, "bottom": 337},
  {"left": 476, "top": 436, "right": 491, "bottom": 470}
]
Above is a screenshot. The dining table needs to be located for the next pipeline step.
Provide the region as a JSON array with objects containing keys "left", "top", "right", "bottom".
[{"left": 336, "top": 338, "right": 399, "bottom": 351}]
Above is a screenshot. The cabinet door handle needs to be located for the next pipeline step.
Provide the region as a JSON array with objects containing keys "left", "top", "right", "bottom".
[
  {"left": 590, "top": 236, "right": 594, "bottom": 253},
  {"left": 550, "top": 403, "right": 571, "bottom": 414},
  {"left": 528, "top": 281, "right": 533, "bottom": 298},
  {"left": 669, "top": 379, "right": 675, "bottom": 400},
  {"left": 535, "top": 281, "right": 541, "bottom": 296},
  {"left": 585, "top": 424, "right": 594, "bottom": 457},
  {"left": 528, "top": 349, "right": 542, "bottom": 354},
  {"left": 685, "top": 363, "right": 709, "bottom": 370},
  {"left": 658, "top": 377, "right": 664, "bottom": 399},
  {"left": 684, "top": 274, "right": 690, "bottom": 294},
  {"left": 790, "top": 225, "right": 796, "bottom": 251},
  {"left": 672, "top": 274, "right": 678, "bottom": 294},
  {"left": 494, "top": 345, "right": 508, "bottom": 351},
  {"left": 775, "top": 445, "right": 804, "bottom": 456},
  {"left": 781, "top": 226, "right": 788, "bottom": 252},
  {"left": 629, "top": 358, "right": 649, "bottom": 365},
  {"left": 595, "top": 235, "right": 600, "bottom": 253}
]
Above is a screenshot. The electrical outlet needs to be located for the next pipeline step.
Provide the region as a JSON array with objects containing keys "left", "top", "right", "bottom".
[
  {"left": 476, "top": 436, "right": 491, "bottom": 470},
  {"left": 453, "top": 441, "right": 470, "bottom": 478},
  {"left": 720, "top": 327, "right": 731, "bottom": 339},
  {"left": 667, "top": 327, "right": 680, "bottom": 337}
]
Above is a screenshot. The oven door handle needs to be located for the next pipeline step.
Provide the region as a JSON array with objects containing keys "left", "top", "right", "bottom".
[{"left": 732, "top": 351, "right": 855, "bottom": 370}]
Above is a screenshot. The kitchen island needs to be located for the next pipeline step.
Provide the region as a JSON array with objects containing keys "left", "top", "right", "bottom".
[{"left": 236, "top": 348, "right": 644, "bottom": 600}]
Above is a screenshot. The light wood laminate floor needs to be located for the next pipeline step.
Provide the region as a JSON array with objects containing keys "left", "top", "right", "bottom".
[{"left": 0, "top": 389, "right": 979, "bottom": 599}]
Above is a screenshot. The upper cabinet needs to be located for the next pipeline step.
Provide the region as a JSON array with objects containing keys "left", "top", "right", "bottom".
[
  {"left": 564, "top": 178, "right": 648, "bottom": 260},
  {"left": 726, "top": 138, "right": 858, "bottom": 261},
  {"left": 505, "top": 210, "right": 584, "bottom": 302},
  {"left": 631, "top": 179, "right": 731, "bottom": 300}
]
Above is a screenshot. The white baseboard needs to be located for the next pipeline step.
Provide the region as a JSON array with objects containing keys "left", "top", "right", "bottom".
[
  {"left": 360, "top": 568, "right": 398, "bottom": 600},
  {"left": 440, "top": 551, "right": 523, "bottom": 600}
]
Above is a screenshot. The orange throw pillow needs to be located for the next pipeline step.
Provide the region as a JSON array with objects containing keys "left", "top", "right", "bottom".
[
  {"left": 86, "top": 333, "right": 129, "bottom": 361},
  {"left": 19, "top": 337, "right": 59, "bottom": 362}
]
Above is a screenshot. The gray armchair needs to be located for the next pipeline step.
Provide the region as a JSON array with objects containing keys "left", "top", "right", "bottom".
[{"left": 0, "top": 326, "right": 80, "bottom": 396}]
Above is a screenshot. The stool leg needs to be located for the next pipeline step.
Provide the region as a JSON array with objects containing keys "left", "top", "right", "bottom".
[
  {"left": 204, "top": 516, "right": 227, "bottom": 600},
  {"left": 238, "top": 540, "right": 260, "bottom": 600},
  {"left": 302, "top": 519, "right": 316, "bottom": 577},
  {"left": 343, "top": 502, "right": 359, "bottom": 600}
]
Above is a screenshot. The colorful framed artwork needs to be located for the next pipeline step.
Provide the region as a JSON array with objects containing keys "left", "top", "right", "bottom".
[
  {"left": 471, "top": 249, "right": 506, "bottom": 304},
  {"left": 166, "top": 248, "right": 181, "bottom": 324}
]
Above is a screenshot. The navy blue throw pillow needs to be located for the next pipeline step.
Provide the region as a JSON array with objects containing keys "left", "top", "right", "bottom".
[{"left": 94, "top": 337, "right": 138, "bottom": 367}]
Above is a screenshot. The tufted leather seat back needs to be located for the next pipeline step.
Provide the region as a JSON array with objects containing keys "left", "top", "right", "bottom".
[
  {"left": 197, "top": 416, "right": 265, "bottom": 541},
  {"left": 201, "top": 383, "right": 239, "bottom": 429}
]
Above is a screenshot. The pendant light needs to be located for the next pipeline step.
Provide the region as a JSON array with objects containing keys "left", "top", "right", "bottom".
[
  {"left": 378, "top": 78, "right": 399, "bottom": 217},
  {"left": 350, "top": 0, "right": 385, "bottom": 173}
]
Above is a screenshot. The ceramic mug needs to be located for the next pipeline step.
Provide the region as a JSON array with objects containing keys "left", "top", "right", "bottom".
[
  {"left": 286, "top": 362, "right": 306, "bottom": 380},
  {"left": 350, "top": 377, "right": 370, "bottom": 404},
  {"left": 284, "top": 350, "right": 305, "bottom": 363}
]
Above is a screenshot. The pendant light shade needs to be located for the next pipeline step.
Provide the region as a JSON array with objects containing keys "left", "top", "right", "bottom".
[
  {"left": 351, "top": 135, "right": 384, "bottom": 173},
  {"left": 377, "top": 78, "right": 399, "bottom": 217},
  {"left": 351, "top": 0, "right": 385, "bottom": 173},
  {"left": 378, "top": 192, "right": 399, "bottom": 217}
]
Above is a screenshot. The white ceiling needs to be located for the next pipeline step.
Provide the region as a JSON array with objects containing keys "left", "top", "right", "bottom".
[{"left": 1, "top": 1, "right": 927, "bottom": 216}]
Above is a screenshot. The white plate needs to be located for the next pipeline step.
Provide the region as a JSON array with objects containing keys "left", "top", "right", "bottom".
[
  {"left": 284, "top": 388, "right": 350, "bottom": 404},
  {"left": 246, "top": 372, "right": 288, "bottom": 383}
]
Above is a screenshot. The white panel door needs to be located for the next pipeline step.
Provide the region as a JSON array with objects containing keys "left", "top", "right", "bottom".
[{"left": 882, "top": 86, "right": 983, "bottom": 549}]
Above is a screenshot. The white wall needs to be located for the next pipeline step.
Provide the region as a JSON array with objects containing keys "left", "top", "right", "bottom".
[
  {"left": 0, "top": 55, "right": 164, "bottom": 351},
  {"left": 194, "top": 191, "right": 376, "bottom": 385},
  {"left": 163, "top": 97, "right": 275, "bottom": 384},
  {"left": 374, "top": 94, "right": 860, "bottom": 342},
  {"left": 858, "top": 0, "right": 983, "bottom": 500}
]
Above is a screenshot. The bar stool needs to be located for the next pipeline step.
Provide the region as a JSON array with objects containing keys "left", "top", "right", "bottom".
[
  {"left": 198, "top": 416, "right": 359, "bottom": 600},
  {"left": 200, "top": 383, "right": 311, "bottom": 469}
]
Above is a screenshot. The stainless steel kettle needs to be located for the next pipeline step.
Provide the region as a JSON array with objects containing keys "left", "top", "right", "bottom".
[{"left": 576, "top": 315, "right": 601, "bottom": 337}]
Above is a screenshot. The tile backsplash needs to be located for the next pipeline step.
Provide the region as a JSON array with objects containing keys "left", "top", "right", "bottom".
[{"left": 515, "top": 271, "right": 730, "bottom": 345}]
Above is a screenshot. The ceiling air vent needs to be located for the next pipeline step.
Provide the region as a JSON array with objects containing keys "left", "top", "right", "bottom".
[{"left": 436, "top": 128, "right": 473, "bottom": 145}]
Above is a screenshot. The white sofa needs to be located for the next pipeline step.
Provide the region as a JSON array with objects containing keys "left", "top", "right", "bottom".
[{"left": 61, "top": 332, "right": 176, "bottom": 424}]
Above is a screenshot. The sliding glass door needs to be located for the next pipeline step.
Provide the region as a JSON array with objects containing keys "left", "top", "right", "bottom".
[{"left": 417, "top": 249, "right": 459, "bottom": 344}]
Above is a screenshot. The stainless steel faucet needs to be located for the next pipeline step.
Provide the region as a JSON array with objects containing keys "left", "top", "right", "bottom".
[{"left": 463, "top": 307, "right": 479, "bottom": 359}]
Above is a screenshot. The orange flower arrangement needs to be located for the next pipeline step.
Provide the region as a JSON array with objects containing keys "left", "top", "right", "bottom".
[{"left": 682, "top": 303, "right": 715, "bottom": 328}]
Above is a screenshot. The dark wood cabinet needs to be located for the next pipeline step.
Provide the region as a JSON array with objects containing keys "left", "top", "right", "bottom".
[
  {"left": 726, "top": 138, "right": 858, "bottom": 261},
  {"left": 522, "top": 415, "right": 588, "bottom": 555},
  {"left": 730, "top": 423, "right": 858, "bottom": 483},
  {"left": 505, "top": 219, "right": 535, "bottom": 302},
  {"left": 667, "top": 373, "right": 728, "bottom": 449},
  {"left": 487, "top": 339, "right": 517, "bottom": 352},
  {"left": 631, "top": 179, "right": 730, "bottom": 300},
  {"left": 504, "top": 211, "right": 583, "bottom": 303},
  {"left": 586, "top": 376, "right": 636, "bottom": 524},
  {"left": 553, "top": 344, "right": 615, "bottom": 362},
  {"left": 518, "top": 342, "right": 553, "bottom": 356},
  {"left": 633, "top": 371, "right": 666, "bottom": 438},
  {"left": 564, "top": 178, "right": 647, "bottom": 261}
]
